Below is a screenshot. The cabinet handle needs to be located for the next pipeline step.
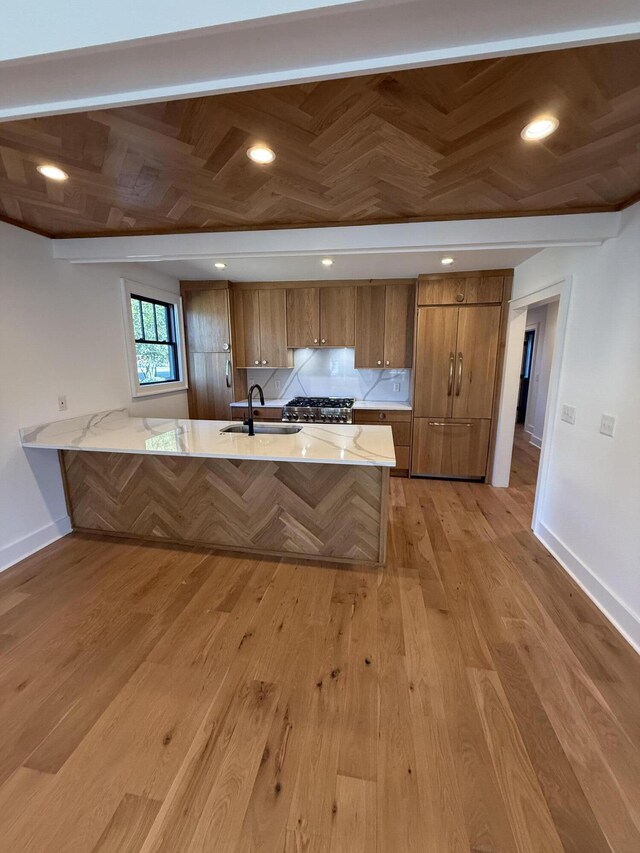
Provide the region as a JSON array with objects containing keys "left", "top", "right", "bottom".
[
  {"left": 254, "top": 359, "right": 260, "bottom": 365},
  {"left": 222, "top": 342, "right": 230, "bottom": 352},
  {"left": 262, "top": 360, "right": 268, "bottom": 365},
  {"left": 225, "top": 359, "right": 231, "bottom": 388},
  {"left": 456, "top": 352, "right": 463, "bottom": 396},
  {"left": 313, "top": 338, "right": 318, "bottom": 344},
  {"left": 379, "top": 412, "right": 386, "bottom": 420},
  {"left": 321, "top": 338, "right": 326, "bottom": 344},
  {"left": 448, "top": 352, "right": 454, "bottom": 396},
  {"left": 455, "top": 292, "right": 464, "bottom": 303},
  {"left": 385, "top": 360, "right": 390, "bottom": 366},
  {"left": 428, "top": 421, "right": 473, "bottom": 427},
  {"left": 377, "top": 360, "right": 382, "bottom": 366}
]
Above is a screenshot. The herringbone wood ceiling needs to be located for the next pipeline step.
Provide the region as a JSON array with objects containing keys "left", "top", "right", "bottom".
[{"left": 1, "top": 41, "right": 639, "bottom": 237}]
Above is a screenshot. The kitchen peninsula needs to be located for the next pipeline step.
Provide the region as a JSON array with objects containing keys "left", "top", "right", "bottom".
[{"left": 21, "top": 409, "right": 395, "bottom": 565}]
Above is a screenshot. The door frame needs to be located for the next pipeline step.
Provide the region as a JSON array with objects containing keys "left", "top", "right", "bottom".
[
  {"left": 523, "top": 320, "right": 541, "bottom": 436},
  {"left": 490, "top": 276, "right": 572, "bottom": 533}
]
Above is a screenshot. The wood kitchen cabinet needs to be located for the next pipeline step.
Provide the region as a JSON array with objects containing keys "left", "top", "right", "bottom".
[
  {"left": 412, "top": 296, "right": 503, "bottom": 479},
  {"left": 181, "top": 282, "right": 234, "bottom": 420},
  {"left": 417, "top": 273, "right": 505, "bottom": 306},
  {"left": 234, "top": 288, "right": 292, "bottom": 368},
  {"left": 286, "top": 285, "right": 356, "bottom": 348},
  {"left": 355, "top": 282, "right": 415, "bottom": 368},
  {"left": 353, "top": 408, "right": 412, "bottom": 476}
]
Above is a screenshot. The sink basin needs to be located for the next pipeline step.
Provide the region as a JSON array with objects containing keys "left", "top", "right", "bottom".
[{"left": 221, "top": 424, "right": 302, "bottom": 435}]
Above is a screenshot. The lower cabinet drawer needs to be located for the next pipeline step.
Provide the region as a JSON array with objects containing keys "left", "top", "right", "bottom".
[
  {"left": 232, "top": 407, "right": 283, "bottom": 420},
  {"left": 411, "top": 418, "right": 490, "bottom": 479}
]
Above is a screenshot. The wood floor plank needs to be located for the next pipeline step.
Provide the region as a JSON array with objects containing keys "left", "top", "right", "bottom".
[{"left": 0, "top": 433, "right": 637, "bottom": 851}]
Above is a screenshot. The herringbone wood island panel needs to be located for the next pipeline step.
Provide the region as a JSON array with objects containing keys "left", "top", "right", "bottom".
[{"left": 61, "top": 450, "right": 388, "bottom": 564}]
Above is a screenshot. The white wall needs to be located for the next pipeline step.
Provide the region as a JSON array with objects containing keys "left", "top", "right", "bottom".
[
  {"left": 0, "top": 221, "right": 188, "bottom": 570},
  {"left": 524, "top": 301, "right": 558, "bottom": 446},
  {"left": 511, "top": 202, "right": 640, "bottom": 649}
]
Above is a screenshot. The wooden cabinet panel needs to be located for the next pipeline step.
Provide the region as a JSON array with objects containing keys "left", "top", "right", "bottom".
[
  {"left": 355, "top": 286, "right": 386, "bottom": 367},
  {"left": 384, "top": 283, "right": 414, "bottom": 367},
  {"left": 411, "top": 418, "right": 491, "bottom": 478},
  {"left": 258, "top": 289, "right": 290, "bottom": 367},
  {"left": 320, "top": 287, "right": 355, "bottom": 347},
  {"left": 286, "top": 287, "right": 320, "bottom": 348},
  {"left": 418, "top": 276, "right": 473, "bottom": 306},
  {"left": 183, "top": 288, "right": 230, "bottom": 352},
  {"left": 233, "top": 290, "right": 261, "bottom": 368},
  {"left": 393, "top": 446, "right": 410, "bottom": 471},
  {"left": 417, "top": 275, "right": 503, "bottom": 305},
  {"left": 187, "top": 353, "right": 232, "bottom": 420},
  {"left": 453, "top": 305, "right": 501, "bottom": 419},
  {"left": 414, "top": 306, "right": 458, "bottom": 418},
  {"left": 231, "top": 407, "right": 283, "bottom": 420},
  {"left": 353, "top": 409, "right": 411, "bottom": 424},
  {"left": 463, "top": 276, "right": 504, "bottom": 304}
]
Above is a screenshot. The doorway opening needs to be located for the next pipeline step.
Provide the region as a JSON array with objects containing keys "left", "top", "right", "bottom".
[{"left": 492, "top": 277, "right": 571, "bottom": 535}]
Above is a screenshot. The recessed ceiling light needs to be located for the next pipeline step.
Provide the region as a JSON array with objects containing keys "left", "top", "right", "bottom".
[
  {"left": 247, "top": 145, "right": 276, "bottom": 164},
  {"left": 321, "top": 258, "right": 334, "bottom": 267},
  {"left": 214, "top": 262, "right": 227, "bottom": 269},
  {"left": 36, "top": 164, "right": 69, "bottom": 181},
  {"left": 520, "top": 116, "right": 559, "bottom": 141},
  {"left": 441, "top": 257, "right": 454, "bottom": 266}
]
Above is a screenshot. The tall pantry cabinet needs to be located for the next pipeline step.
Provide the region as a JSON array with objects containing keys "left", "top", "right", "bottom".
[{"left": 411, "top": 272, "right": 510, "bottom": 479}]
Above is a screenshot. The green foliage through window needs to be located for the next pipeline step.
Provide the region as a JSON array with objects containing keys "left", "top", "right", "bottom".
[{"left": 130, "top": 295, "right": 179, "bottom": 385}]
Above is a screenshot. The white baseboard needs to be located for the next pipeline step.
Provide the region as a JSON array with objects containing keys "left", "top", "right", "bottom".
[
  {"left": 529, "top": 434, "right": 542, "bottom": 449},
  {"left": 534, "top": 520, "right": 640, "bottom": 654},
  {"left": 0, "top": 516, "right": 72, "bottom": 573}
]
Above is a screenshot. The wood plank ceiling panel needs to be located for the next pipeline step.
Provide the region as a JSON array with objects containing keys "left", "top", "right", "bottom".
[{"left": 0, "top": 41, "right": 639, "bottom": 237}]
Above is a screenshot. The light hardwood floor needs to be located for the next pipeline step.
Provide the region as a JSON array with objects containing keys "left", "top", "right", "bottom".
[{"left": 0, "top": 438, "right": 638, "bottom": 852}]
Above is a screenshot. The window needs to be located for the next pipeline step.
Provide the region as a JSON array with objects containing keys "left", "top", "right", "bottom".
[
  {"left": 122, "top": 280, "right": 188, "bottom": 397},
  {"left": 130, "top": 294, "right": 178, "bottom": 385}
]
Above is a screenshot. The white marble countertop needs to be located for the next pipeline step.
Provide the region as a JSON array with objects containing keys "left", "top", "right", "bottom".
[
  {"left": 20, "top": 409, "right": 396, "bottom": 468},
  {"left": 230, "top": 398, "right": 412, "bottom": 411}
]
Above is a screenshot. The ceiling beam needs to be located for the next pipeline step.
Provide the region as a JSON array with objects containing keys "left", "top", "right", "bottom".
[
  {"left": 51, "top": 212, "right": 621, "bottom": 264},
  {"left": 2, "top": 1, "right": 639, "bottom": 120}
]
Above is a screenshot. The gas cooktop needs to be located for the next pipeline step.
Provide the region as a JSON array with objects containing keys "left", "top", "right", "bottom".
[{"left": 282, "top": 396, "right": 354, "bottom": 423}]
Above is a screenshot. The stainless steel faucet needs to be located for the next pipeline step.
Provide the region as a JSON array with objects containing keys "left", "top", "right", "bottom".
[{"left": 245, "top": 384, "right": 265, "bottom": 436}]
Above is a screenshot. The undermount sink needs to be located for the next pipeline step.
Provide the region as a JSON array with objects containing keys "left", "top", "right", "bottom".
[{"left": 221, "top": 424, "right": 302, "bottom": 435}]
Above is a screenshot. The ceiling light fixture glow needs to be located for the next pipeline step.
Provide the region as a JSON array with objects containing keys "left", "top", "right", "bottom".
[
  {"left": 37, "top": 164, "right": 69, "bottom": 181},
  {"left": 520, "top": 116, "right": 559, "bottom": 141},
  {"left": 247, "top": 145, "right": 276, "bottom": 164},
  {"left": 440, "top": 257, "right": 454, "bottom": 266},
  {"left": 321, "top": 258, "right": 334, "bottom": 267},
  {"left": 214, "top": 262, "right": 227, "bottom": 269}
]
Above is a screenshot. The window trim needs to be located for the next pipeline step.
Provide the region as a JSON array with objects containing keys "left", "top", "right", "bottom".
[{"left": 121, "top": 279, "right": 188, "bottom": 398}]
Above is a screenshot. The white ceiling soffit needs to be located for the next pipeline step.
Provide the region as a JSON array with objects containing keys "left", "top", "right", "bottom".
[
  {"left": 2, "top": 0, "right": 639, "bottom": 120},
  {"left": 136, "top": 249, "right": 540, "bottom": 282},
  {"left": 52, "top": 211, "right": 621, "bottom": 268}
]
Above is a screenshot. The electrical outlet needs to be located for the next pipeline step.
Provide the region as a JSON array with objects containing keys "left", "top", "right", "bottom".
[
  {"left": 58, "top": 395, "right": 67, "bottom": 412},
  {"left": 600, "top": 414, "right": 615, "bottom": 437},
  {"left": 561, "top": 404, "right": 576, "bottom": 425},
  {"left": 274, "top": 379, "right": 282, "bottom": 393},
  {"left": 393, "top": 382, "right": 400, "bottom": 392}
]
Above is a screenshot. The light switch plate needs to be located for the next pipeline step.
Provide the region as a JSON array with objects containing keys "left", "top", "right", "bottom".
[
  {"left": 58, "top": 395, "right": 67, "bottom": 412},
  {"left": 600, "top": 414, "right": 615, "bottom": 437},
  {"left": 561, "top": 404, "right": 576, "bottom": 425}
]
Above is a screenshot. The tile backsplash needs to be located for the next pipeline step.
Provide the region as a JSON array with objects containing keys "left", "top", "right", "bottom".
[{"left": 246, "top": 348, "right": 411, "bottom": 402}]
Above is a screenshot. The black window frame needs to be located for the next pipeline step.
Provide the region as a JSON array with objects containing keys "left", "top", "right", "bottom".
[{"left": 130, "top": 293, "right": 180, "bottom": 386}]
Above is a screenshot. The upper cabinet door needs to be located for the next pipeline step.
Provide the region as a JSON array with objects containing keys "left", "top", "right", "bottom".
[
  {"left": 233, "top": 289, "right": 261, "bottom": 367},
  {"left": 452, "top": 305, "right": 501, "bottom": 419},
  {"left": 258, "top": 289, "right": 290, "bottom": 367},
  {"left": 383, "top": 283, "right": 414, "bottom": 368},
  {"left": 287, "top": 287, "right": 320, "bottom": 348},
  {"left": 183, "top": 288, "right": 230, "bottom": 352},
  {"left": 414, "top": 306, "right": 458, "bottom": 418},
  {"left": 418, "top": 275, "right": 504, "bottom": 305},
  {"left": 320, "top": 286, "right": 356, "bottom": 347},
  {"left": 355, "top": 285, "right": 385, "bottom": 367}
]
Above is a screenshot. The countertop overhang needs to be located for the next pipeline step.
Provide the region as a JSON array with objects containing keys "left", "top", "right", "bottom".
[{"left": 20, "top": 409, "right": 396, "bottom": 468}]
